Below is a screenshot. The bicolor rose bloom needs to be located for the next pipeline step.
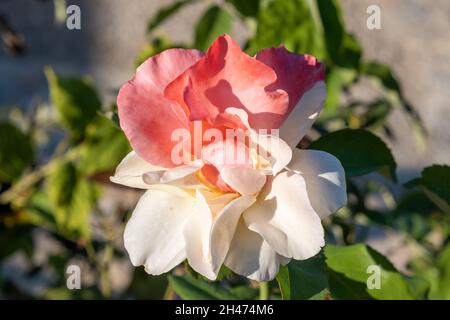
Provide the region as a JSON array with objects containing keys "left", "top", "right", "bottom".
[{"left": 111, "top": 34, "right": 347, "bottom": 281}]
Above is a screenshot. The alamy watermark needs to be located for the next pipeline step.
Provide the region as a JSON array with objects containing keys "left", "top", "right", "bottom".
[
  {"left": 367, "top": 5, "right": 382, "bottom": 30},
  {"left": 366, "top": 265, "right": 381, "bottom": 289},
  {"left": 170, "top": 121, "right": 281, "bottom": 166},
  {"left": 66, "top": 264, "right": 81, "bottom": 290},
  {"left": 66, "top": 5, "right": 81, "bottom": 30}
]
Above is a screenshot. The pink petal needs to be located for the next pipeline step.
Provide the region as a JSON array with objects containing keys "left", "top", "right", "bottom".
[
  {"left": 165, "top": 34, "right": 290, "bottom": 130},
  {"left": 118, "top": 49, "right": 203, "bottom": 168},
  {"left": 255, "top": 46, "right": 325, "bottom": 144},
  {"left": 255, "top": 46, "right": 325, "bottom": 110}
]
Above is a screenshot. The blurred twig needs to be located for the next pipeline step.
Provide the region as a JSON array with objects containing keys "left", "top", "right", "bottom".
[{"left": 0, "top": 15, "right": 25, "bottom": 56}]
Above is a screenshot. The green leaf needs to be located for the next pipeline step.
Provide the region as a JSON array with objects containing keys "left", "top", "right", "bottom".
[
  {"left": 327, "top": 269, "right": 372, "bottom": 300},
  {"left": 316, "top": 0, "right": 343, "bottom": 56},
  {"left": 248, "top": 0, "right": 324, "bottom": 57},
  {"left": 427, "top": 243, "right": 450, "bottom": 299},
  {"left": 147, "top": 0, "right": 197, "bottom": 33},
  {"left": 289, "top": 255, "right": 329, "bottom": 300},
  {"left": 316, "top": 0, "right": 361, "bottom": 68},
  {"left": 309, "top": 128, "right": 397, "bottom": 181},
  {"left": 45, "top": 67, "right": 101, "bottom": 140},
  {"left": 129, "top": 268, "right": 168, "bottom": 299},
  {"left": 77, "top": 116, "right": 131, "bottom": 176},
  {"left": 168, "top": 275, "right": 238, "bottom": 300},
  {"left": 405, "top": 165, "right": 450, "bottom": 213},
  {"left": 325, "top": 244, "right": 416, "bottom": 300},
  {"left": 0, "top": 122, "right": 34, "bottom": 182},
  {"left": 46, "top": 160, "right": 100, "bottom": 238},
  {"left": 228, "top": 286, "right": 259, "bottom": 300},
  {"left": 284, "top": 254, "right": 329, "bottom": 300},
  {"left": 194, "top": 5, "right": 232, "bottom": 52},
  {"left": 276, "top": 265, "right": 291, "bottom": 300},
  {"left": 308, "top": 288, "right": 331, "bottom": 300},
  {"left": 226, "top": 0, "right": 259, "bottom": 17},
  {"left": 405, "top": 276, "right": 430, "bottom": 300}
]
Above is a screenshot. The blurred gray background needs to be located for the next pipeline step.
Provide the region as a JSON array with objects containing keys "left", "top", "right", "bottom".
[{"left": 1, "top": 0, "right": 449, "bottom": 182}]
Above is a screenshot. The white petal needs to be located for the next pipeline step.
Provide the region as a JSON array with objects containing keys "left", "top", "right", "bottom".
[
  {"left": 123, "top": 186, "right": 195, "bottom": 275},
  {"left": 142, "top": 160, "right": 204, "bottom": 190},
  {"left": 206, "top": 192, "right": 239, "bottom": 216},
  {"left": 220, "top": 167, "right": 266, "bottom": 195},
  {"left": 183, "top": 192, "right": 256, "bottom": 280},
  {"left": 255, "top": 134, "right": 292, "bottom": 175},
  {"left": 210, "top": 195, "right": 256, "bottom": 272},
  {"left": 110, "top": 151, "right": 162, "bottom": 189},
  {"left": 183, "top": 190, "right": 215, "bottom": 279},
  {"left": 243, "top": 172, "right": 325, "bottom": 260},
  {"left": 287, "top": 149, "right": 347, "bottom": 219},
  {"left": 224, "top": 107, "right": 292, "bottom": 175},
  {"left": 280, "top": 81, "right": 326, "bottom": 148},
  {"left": 225, "top": 219, "right": 284, "bottom": 281}
]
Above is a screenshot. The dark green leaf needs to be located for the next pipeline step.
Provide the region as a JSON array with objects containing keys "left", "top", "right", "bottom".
[
  {"left": 309, "top": 129, "right": 397, "bottom": 181},
  {"left": 276, "top": 254, "right": 329, "bottom": 300},
  {"left": 195, "top": 5, "right": 232, "bottom": 52},
  {"left": 405, "top": 165, "right": 450, "bottom": 211},
  {"left": 0, "top": 122, "right": 33, "bottom": 182},
  {"left": 289, "top": 254, "right": 328, "bottom": 300},
  {"left": 317, "top": 0, "right": 361, "bottom": 68},
  {"left": 226, "top": 0, "right": 259, "bottom": 17},
  {"left": 316, "top": 0, "right": 343, "bottom": 56},
  {"left": 328, "top": 269, "right": 373, "bottom": 300},
  {"left": 129, "top": 268, "right": 168, "bottom": 299},
  {"left": 394, "top": 190, "right": 437, "bottom": 217},
  {"left": 168, "top": 275, "right": 238, "bottom": 300},
  {"left": 45, "top": 68, "right": 101, "bottom": 140}
]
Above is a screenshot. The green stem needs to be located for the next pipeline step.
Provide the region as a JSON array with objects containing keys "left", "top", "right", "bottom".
[
  {"left": 259, "top": 282, "right": 269, "bottom": 300},
  {"left": 99, "top": 244, "right": 114, "bottom": 299}
]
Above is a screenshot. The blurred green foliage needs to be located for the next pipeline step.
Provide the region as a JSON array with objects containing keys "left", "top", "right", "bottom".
[
  {"left": 0, "top": 122, "right": 33, "bottom": 182},
  {"left": 0, "top": 0, "right": 448, "bottom": 300}
]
